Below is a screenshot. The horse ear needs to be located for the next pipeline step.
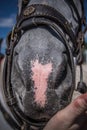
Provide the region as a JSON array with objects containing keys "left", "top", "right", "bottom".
[{"left": 18, "top": 0, "right": 29, "bottom": 15}]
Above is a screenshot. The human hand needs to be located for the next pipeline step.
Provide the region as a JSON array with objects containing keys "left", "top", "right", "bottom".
[{"left": 44, "top": 93, "right": 87, "bottom": 130}]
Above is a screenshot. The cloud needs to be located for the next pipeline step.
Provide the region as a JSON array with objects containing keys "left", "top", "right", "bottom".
[{"left": 0, "top": 14, "right": 16, "bottom": 28}]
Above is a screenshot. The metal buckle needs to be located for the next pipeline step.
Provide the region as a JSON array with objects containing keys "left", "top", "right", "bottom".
[{"left": 23, "top": 6, "right": 35, "bottom": 16}]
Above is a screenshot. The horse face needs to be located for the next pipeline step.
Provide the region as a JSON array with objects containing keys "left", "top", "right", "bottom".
[
  {"left": 10, "top": 0, "right": 82, "bottom": 121},
  {"left": 11, "top": 27, "right": 73, "bottom": 120}
]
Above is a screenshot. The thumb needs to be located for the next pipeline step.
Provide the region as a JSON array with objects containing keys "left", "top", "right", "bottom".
[
  {"left": 70, "top": 93, "right": 87, "bottom": 116},
  {"left": 44, "top": 93, "right": 87, "bottom": 130}
]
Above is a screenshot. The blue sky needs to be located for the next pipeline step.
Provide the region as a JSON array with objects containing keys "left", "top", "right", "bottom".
[
  {"left": 0, "top": 0, "right": 17, "bottom": 37},
  {"left": 0, "top": 0, "right": 17, "bottom": 53},
  {"left": 0, "top": 0, "right": 87, "bottom": 53}
]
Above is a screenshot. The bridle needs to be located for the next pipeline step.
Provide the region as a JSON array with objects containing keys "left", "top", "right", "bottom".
[{"left": 3, "top": 0, "right": 87, "bottom": 130}]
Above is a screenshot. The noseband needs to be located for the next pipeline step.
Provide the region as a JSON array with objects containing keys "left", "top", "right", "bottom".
[{"left": 3, "top": 0, "right": 87, "bottom": 130}]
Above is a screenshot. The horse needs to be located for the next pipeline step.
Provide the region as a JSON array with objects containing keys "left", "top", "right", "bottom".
[{"left": 0, "top": 0, "right": 87, "bottom": 130}]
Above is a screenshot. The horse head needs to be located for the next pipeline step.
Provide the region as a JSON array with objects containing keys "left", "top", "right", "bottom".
[{"left": 2, "top": 0, "right": 86, "bottom": 129}]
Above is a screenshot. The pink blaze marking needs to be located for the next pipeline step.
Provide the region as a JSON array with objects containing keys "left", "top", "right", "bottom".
[{"left": 31, "top": 59, "right": 52, "bottom": 107}]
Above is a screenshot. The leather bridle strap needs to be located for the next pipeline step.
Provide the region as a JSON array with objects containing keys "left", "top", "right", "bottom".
[
  {"left": 64, "top": 0, "right": 81, "bottom": 24},
  {"left": 4, "top": 3, "right": 83, "bottom": 130},
  {"left": 16, "top": 4, "right": 77, "bottom": 53},
  {"left": 4, "top": 19, "right": 75, "bottom": 128}
]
